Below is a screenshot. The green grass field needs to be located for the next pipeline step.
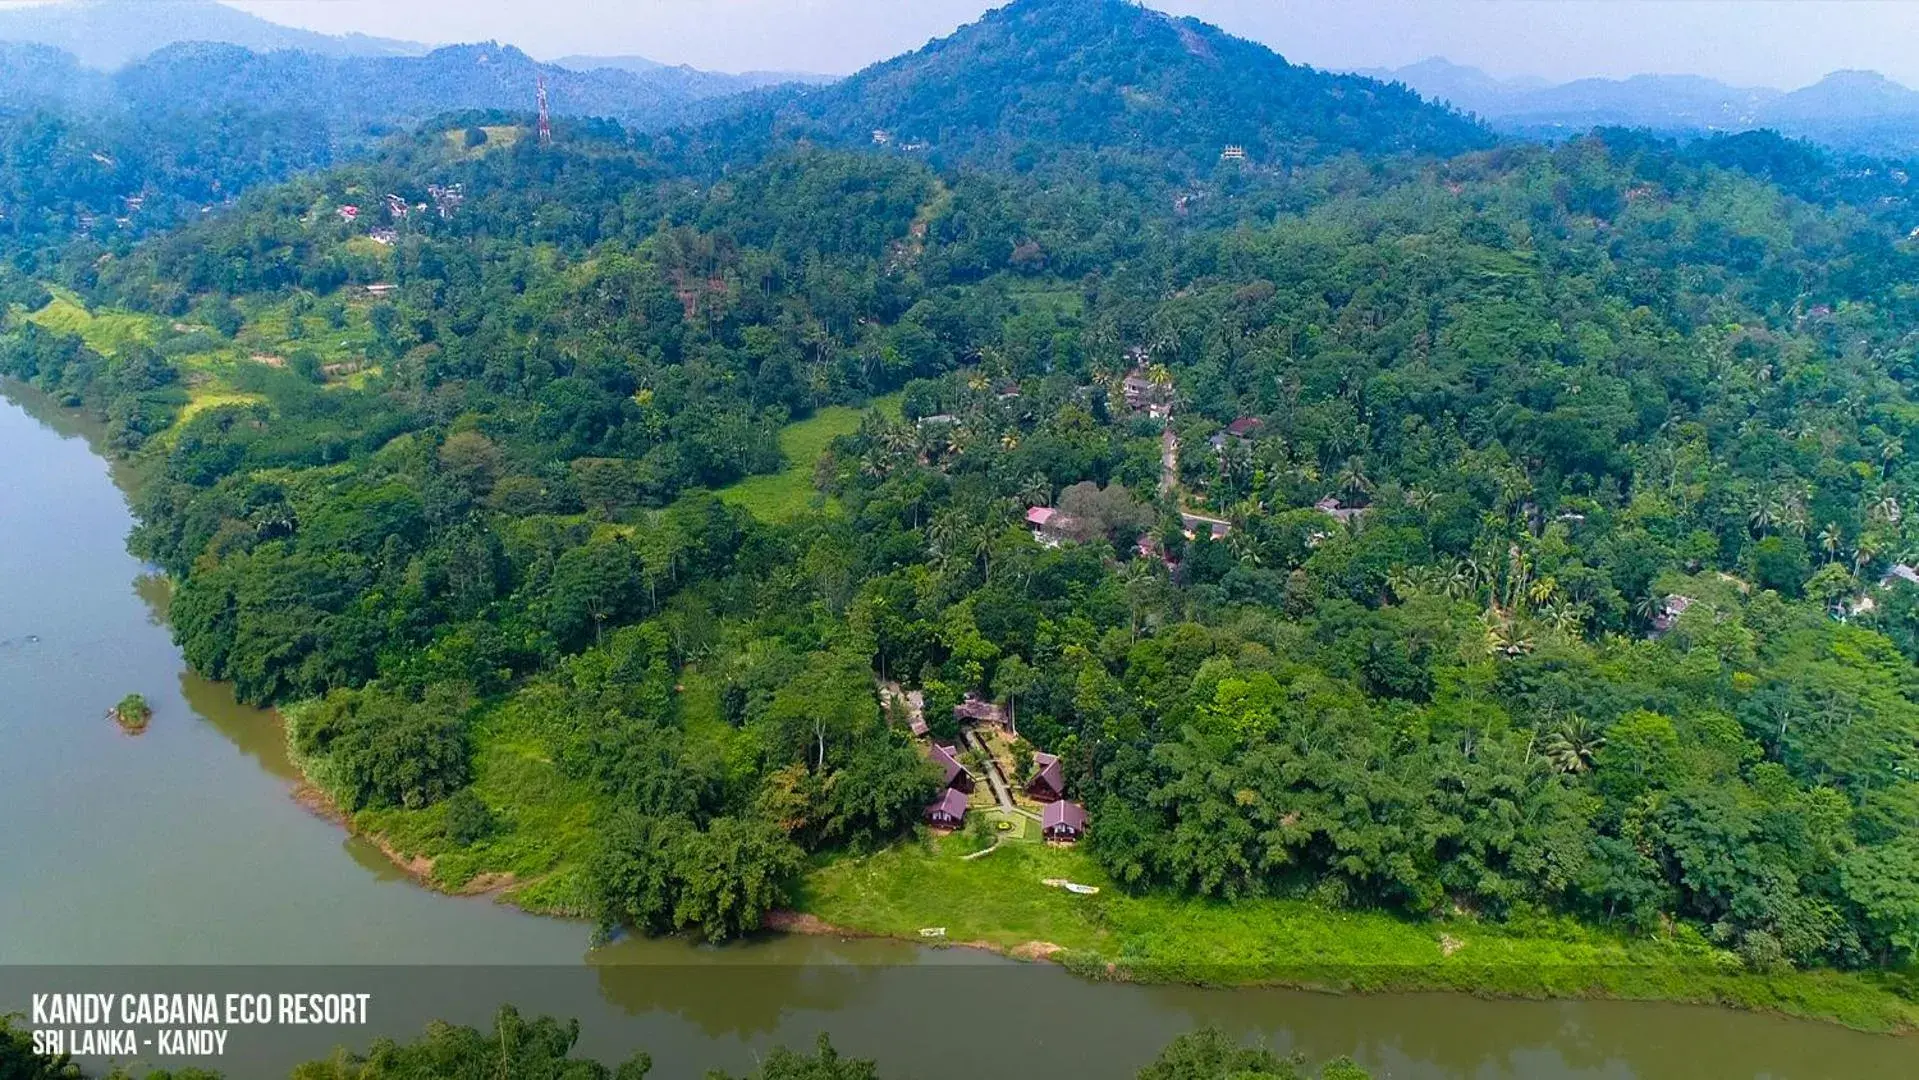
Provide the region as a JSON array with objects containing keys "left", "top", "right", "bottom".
[
  {"left": 798, "top": 834, "right": 1919, "bottom": 1032},
  {"left": 717, "top": 393, "right": 902, "bottom": 520}
]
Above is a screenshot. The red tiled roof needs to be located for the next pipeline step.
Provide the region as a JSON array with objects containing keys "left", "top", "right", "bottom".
[
  {"left": 1030, "top": 752, "right": 1064, "bottom": 796},
  {"left": 929, "top": 742, "right": 970, "bottom": 788},
  {"left": 1224, "top": 417, "right": 1262, "bottom": 438},
  {"left": 928, "top": 786, "right": 969, "bottom": 822},
  {"left": 1042, "top": 800, "right": 1086, "bottom": 833}
]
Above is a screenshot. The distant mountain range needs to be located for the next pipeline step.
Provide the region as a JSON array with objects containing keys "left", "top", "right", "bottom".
[
  {"left": 719, "top": 0, "right": 1491, "bottom": 172},
  {"left": 550, "top": 54, "right": 833, "bottom": 89},
  {"left": 0, "top": 0, "right": 427, "bottom": 68},
  {"left": 1368, "top": 57, "right": 1919, "bottom": 156},
  {"left": 0, "top": 39, "right": 813, "bottom": 141}
]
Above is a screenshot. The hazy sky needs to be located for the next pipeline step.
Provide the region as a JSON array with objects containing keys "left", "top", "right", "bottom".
[{"left": 217, "top": 0, "right": 1919, "bottom": 88}]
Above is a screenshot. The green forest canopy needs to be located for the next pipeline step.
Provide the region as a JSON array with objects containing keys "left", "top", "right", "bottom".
[{"left": 2, "top": 0, "right": 1919, "bottom": 998}]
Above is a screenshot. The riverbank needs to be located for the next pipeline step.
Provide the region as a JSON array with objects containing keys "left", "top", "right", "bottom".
[
  {"left": 791, "top": 833, "right": 1919, "bottom": 1034},
  {"left": 319, "top": 742, "right": 1919, "bottom": 1036},
  {"left": 8, "top": 377, "right": 1916, "bottom": 1040}
]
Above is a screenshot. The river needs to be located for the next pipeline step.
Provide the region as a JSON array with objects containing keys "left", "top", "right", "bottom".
[{"left": 0, "top": 387, "right": 1912, "bottom": 1078}]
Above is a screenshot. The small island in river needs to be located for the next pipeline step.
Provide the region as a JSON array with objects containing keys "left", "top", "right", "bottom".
[{"left": 110, "top": 692, "right": 151, "bottom": 734}]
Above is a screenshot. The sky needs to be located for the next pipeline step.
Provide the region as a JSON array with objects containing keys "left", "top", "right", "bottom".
[{"left": 195, "top": 1, "right": 1919, "bottom": 88}]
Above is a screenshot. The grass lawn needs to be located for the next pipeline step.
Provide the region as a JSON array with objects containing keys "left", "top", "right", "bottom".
[
  {"left": 717, "top": 392, "right": 902, "bottom": 520},
  {"left": 27, "top": 286, "right": 161, "bottom": 356},
  {"left": 798, "top": 835, "right": 1919, "bottom": 1032},
  {"left": 349, "top": 697, "right": 605, "bottom": 916}
]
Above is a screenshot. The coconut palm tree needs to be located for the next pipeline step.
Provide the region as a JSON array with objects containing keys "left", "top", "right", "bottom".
[
  {"left": 1819, "top": 522, "right": 1843, "bottom": 564},
  {"left": 1334, "top": 456, "right": 1372, "bottom": 502},
  {"left": 1016, "top": 473, "right": 1051, "bottom": 508},
  {"left": 1540, "top": 716, "right": 1605, "bottom": 774}
]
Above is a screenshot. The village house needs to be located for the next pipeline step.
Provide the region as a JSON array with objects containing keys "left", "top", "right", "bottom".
[
  {"left": 368, "top": 228, "right": 399, "bottom": 246},
  {"left": 1650, "top": 594, "right": 1695, "bottom": 634},
  {"left": 363, "top": 283, "right": 397, "bottom": 298},
  {"left": 1314, "top": 497, "right": 1368, "bottom": 524},
  {"left": 1041, "top": 800, "right": 1087, "bottom": 842},
  {"left": 1026, "top": 752, "right": 1064, "bottom": 802},
  {"left": 1025, "top": 506, "right": 1075, "bottom": 546},
  {"left": 1121, "top": 369, "right": 1172, "bottom": 417},
  {"left": 1882, "top": 564, "right": 1919, "bottom": 588},
  {"left": 928, "top": 742, "right": 975, "bottom": 793},
  {"left": 925, "top": 786, "right": 968, "bottom": 828},
  {"left": 1208, "top": 417, "right": 1262, "bottom": 452},
  {"left": 880, "top": 683, "right": 927, "bottom": 737},
  {"left": 1179, "top": 512, "right": 1231, "bottom": 540}
]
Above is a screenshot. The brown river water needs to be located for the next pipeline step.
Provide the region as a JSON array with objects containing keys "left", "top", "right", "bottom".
[{"left": 1, "top": 387, "right": 1913, "bottom": 1078}]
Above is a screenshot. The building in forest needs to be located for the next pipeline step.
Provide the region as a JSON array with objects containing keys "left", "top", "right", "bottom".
[
  {"left": 1042, "top": 800, "right": 1086, "bottom": 842},
  {"left": 1027, "top": 752, "right": 1064, "bottom": 802},
  {"left": 926, "top": 786, "right": 969, "bottom": 828},
  {"left": 929, "top": 742, "right": 975, "bottom": 792}
]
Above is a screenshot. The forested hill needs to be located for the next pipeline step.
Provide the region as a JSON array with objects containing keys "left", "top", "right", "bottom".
[{"left": 715, "top": 0, "right": 1491, "bottom": 173}]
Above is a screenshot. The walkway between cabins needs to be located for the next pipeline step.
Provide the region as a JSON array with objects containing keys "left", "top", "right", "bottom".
[{"left": 960, "top": 726, "right": 1017, "bottom": 814}]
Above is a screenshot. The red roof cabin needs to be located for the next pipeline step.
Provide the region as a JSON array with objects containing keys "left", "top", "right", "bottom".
[
  {"left": 929, "top": 742, "right": 975, "bottom": 793},
  {"left": 1027, "top": 752, "right": 1064, "bottom": 802},
  {"left": 1042, "top": 800, "right": 1087, "bottom": 842},
  {"left": 1224, "top": 416, "right": 1263, "bottom": 439},
  {"left": 926, "top": 786, "right": 969, "bottom": 828},
  {"left": 953, "top": 695, "right": 1009, "bottom": 730}
]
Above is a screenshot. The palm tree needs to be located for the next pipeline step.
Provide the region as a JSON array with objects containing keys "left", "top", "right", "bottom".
[
  {"left": 1818, "top": 522, "right": 1843, "bottom": 564},
  {"left": 1016, "top": 473, "right": 1051, "bottom": 508},
  {"left": 1540, "top": 716, "right": 1605, "bottom": 774},
  {"left": 1633, "top": 591, "right": 1662, "bottom": 624},
  {"left": 1335, "top": 456, "right": 1372, "bottom": 502}
]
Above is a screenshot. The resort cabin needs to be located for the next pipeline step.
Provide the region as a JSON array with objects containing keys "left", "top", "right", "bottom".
[
  {"left": 1042, "top": 800, "right": 1087, "bottom": 842},
  {"left": 929, "top": 742, "right": 975, "bottom": 793},
  {"left": 926, "top": 786, "right": 968, "bottom": 829},
  {"left": 953, "top": 694, "right": 1009, "bottom": 732},
  {"left": 1027, "top": 752, "right": 1064, "bottom": 802}
]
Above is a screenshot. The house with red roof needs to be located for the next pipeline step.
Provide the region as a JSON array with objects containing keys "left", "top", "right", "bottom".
[
  {"left": 926, "top": 786, "right": 969, "bottom": 828},
  {"left": 1026, "top": 752, "right": 1064, "bottom": 802},
  {"left": 928, "top": 742, "right": 975, "bottom": 793},
  {"left": 1042, "top": 800, "right": 1087, "bottom": 842}
]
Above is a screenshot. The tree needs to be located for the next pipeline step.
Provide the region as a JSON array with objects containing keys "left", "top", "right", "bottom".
[
  {"left": 0, "top": 1013, "right": 81, "bottom": 1080},
  {"left": 670, "top": 815, "right": 805, "bottom": 941},
  {"left": 992, "top": 654, "right": 1039, "bottom": 733},
  {"left": 1136, "top": 1028, "right": 1371, "bottom": 1080},
  {"left": 1539, "top": 716, "right": 1604, "bottom": 775},
  {"left": 708, "top": 1035, "right": 879, "bottom": 1080}
]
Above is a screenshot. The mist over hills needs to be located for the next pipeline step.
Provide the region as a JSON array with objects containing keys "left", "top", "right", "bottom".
[
  {"left": 1371, "top": 57, "right": 1919, "bottom": 155},
  {"left": 0, "top": 0, "right": 426, "bottom": 68},
  {"left": 0, "top": 39, "right": 811, "bottom": 141}
]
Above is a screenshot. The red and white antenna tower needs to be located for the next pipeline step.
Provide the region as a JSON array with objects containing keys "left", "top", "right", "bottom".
[{"left": 536, "top": 75, "right": 552, "bottom": 149}]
